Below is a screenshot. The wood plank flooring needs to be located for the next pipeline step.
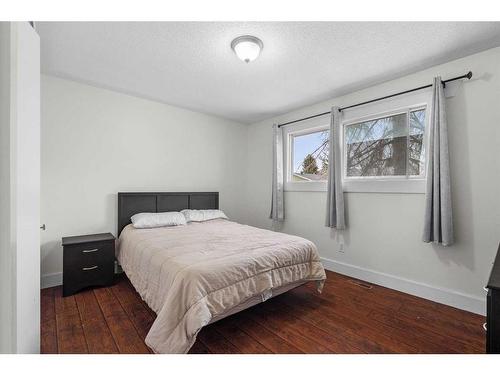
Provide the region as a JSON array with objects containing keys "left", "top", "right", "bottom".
[{"left": 40, "top": 270, "right": 485, "bottom": 354}]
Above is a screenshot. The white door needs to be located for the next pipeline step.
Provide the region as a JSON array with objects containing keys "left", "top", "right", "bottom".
[{"left": 0, "top": 22, "right": 40, "bottom": 354}]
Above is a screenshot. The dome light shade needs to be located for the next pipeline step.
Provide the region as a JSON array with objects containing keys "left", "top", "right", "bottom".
[{"left": 231, "top": 35, "right": 263, "bottom": 63}]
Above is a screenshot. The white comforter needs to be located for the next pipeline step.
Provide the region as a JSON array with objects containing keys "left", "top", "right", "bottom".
[{"left": 117, "top": 219, "right": 326, "bottom": 353}]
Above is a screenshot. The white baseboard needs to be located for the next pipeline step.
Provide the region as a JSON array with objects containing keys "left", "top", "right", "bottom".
[
  {"left": 320, "top": 257, "right": 486, "bottom": 316},
  {"left": 41, "top": 272, "right": 62, "bottom": 289}
]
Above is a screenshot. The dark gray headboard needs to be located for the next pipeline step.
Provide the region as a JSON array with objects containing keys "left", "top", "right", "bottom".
[{"left": 117, "top": 192, "right": 219, "bottom": 235}]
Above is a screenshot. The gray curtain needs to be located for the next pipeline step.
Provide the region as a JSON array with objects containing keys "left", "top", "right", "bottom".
[
  {"left": 422, "top": 77, "right": 454, "bottom": 246},
  {"left": 270, "top": 123, "right": 284, "bottom": 222},
  {"left": 325, "top": 106, "right": 345, "bottom": 229}
]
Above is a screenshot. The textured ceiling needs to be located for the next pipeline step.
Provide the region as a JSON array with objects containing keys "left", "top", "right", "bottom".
[{"left": 37, "top": 22, "right": 500, "bottom": 124}]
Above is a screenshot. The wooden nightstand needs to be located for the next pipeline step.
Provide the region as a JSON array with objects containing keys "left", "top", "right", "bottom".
[{"left": 62, "top": 232, "right": 116, "bottom": 297}]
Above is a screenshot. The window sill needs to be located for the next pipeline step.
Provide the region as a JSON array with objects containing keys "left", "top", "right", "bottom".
[
  {"left": 284, "top": 179, "right": 426, "bottom": 194},
  {"left": 343, "top": 179, "right": 425, "bottom": 194}
]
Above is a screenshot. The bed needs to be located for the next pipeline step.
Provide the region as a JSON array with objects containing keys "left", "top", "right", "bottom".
[{"left": 116, "top": 192, "right": 326, "bottom": 353}]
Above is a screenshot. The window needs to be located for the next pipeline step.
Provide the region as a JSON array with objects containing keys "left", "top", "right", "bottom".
[
  {"left": 283, "top": 116, "right": 330, "bottom": 192},
  {"left": 283, "top": 90, "right": 429, "bottom": 193},
  {"left": 409, "top": 109, "right": 426, "bottom": 176},
  {"left": 291, "top": 129, "right": 329, "bottom": 182},
  {"left": 344, "top": 108, "right": 426, "bottom": 178},
  {"left": 342, "top": 104, "right": 428, "bottom": 193}
]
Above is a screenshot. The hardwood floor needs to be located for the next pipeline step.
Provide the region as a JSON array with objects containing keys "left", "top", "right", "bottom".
[{"left": 41, "top": 270, "right": 485, "bottom": 354}]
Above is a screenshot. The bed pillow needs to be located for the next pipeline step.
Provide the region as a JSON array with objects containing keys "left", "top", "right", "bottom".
[
  {"left": 131, "top": 212, "right": 187, "bottom": 229},
  {"left": 181, "top": 209, "right": 228, "bottom": 223}
]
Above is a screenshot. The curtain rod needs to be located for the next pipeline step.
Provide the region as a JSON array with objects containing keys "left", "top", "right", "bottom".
[{"left": 277, "top": 71, "right": 472, "bottom": 128}]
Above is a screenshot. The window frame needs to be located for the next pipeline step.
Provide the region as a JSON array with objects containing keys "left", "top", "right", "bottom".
[
  {"left": 340, "top": 91, "right": 430, "bottom": 193},
  {"left": 282, "top": 89, "right": 431, "bottom": 193},
  {"left": 342, "top": 106, "right": 428, "bottom": 193},
  {"left": 283, "top": 117, "right": 330, "bottom": 192}
]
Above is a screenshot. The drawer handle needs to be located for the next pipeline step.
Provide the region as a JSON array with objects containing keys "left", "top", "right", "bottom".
[
  {"left": 82, "top": 265, "right": 98, "bottom": 271},
  {"left": 483, "top": 323, "right": 487, "bottom": 331},
  {"left": 82, "top": 248, "right": 99, "bottom": 253}
]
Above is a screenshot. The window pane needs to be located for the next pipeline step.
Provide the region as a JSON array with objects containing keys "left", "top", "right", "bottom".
[
  {"left": 292, "top": 130, "right": 329, "bottom": 181},
  {"left": 409, "top": 109, "right": 426, "bottom": 176},
  {"left": 346, "top": 113, "right": 407, "bottom": 177}
]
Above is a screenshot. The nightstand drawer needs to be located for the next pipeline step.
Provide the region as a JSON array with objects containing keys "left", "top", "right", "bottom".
[
  {"left": 63, "top": 260, "right": 114, "bottom": 296},
  {"left": 66, "top": 261, "right": 113, "bottom": 282},
  {"left": 63, "top": 241, "right": 114, "bottom": 268}
]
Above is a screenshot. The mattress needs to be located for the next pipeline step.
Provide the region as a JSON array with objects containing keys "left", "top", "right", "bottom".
[{"left": 117, "top": 219, "right": 326, "bottom": 353}]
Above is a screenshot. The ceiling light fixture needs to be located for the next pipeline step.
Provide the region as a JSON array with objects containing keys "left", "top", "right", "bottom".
[{"left": 231, "top": 35, "right": 263, "bottom": 63}]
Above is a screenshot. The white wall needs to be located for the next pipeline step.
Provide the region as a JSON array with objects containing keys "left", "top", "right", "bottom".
[
  {"left": 243, "top": 47, "right": 500, "bottom": 314},
  {"left": 0, "top": 22, "right": 40, "bottom": 353},
  {"left": 40, "top": 75, "right": 248, "bottom": 286}
]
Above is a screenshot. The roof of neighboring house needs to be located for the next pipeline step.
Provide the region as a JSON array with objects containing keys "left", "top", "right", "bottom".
[{"left": 293, "top": 173, "right": 327, "bottom": 181}]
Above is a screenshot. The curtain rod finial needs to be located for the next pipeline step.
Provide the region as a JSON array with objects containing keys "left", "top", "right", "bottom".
[{"left": 466, "top": 71, "right": 473, "bottom": 79}]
